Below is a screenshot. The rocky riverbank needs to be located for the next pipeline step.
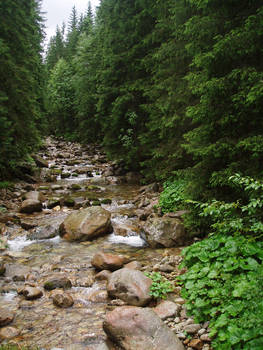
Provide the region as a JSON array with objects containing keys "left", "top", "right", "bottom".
[{"left": 0, "top": 138, "right": 212, "bottom": 350}]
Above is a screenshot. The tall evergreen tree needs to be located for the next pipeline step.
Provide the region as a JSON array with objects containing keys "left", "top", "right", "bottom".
[{"left": 0, "top": 0, "right": 44, "bottom": 178}]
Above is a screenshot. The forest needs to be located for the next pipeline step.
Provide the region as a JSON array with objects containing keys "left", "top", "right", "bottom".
[{"left": 0, "top": 0, "right": 263, "bottom": 349}]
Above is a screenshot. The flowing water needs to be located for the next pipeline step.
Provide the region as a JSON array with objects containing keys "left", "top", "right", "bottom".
[{"left": 0, "top": 140, "right": 181, "bottom": 349}]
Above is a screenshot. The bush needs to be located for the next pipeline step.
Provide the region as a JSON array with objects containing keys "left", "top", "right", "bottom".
[
  {"left": 180, "top": 174, "right": 263, "bottom": 350},
  {"left": 159, "top": 177, "right": 187, "bottom": 213}
]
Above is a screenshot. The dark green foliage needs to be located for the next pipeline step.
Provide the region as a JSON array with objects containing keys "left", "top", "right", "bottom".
[
  {"left": 180, "top": 174, "right": 263, "bottom": 349},
  {"left": 0, "top": 0, "right": 44, "bottom": 179},
  {"left": 180, "top": 235, "right": 263, "bottom": 350}
]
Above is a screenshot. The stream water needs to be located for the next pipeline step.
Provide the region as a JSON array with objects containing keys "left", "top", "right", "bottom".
[{"left": 0, "top": 139, "right": 182, "bottom": 349}]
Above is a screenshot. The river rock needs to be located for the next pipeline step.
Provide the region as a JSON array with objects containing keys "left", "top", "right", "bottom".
[
  {"left": 52, "top": 292, "right": 74, "bottom": 308},
  {"left": 103, "top": 306, "right": 184, "bottom": 350},
  {"left": 124, "top": 261, "right": 142, "bottom": 270},
  {"left": 184, "top": 323, "right": 201, "bottom": 334},
  {"left": 154, "top": 300, "right": 181, "bottom": 320},
  {"left": 59, "top": 207, "right": 112, "bottom": 241},
  {"left": 0, "top": 309, "right": 15, "bottom": 326},
  {"left": 95, "top": 270, "right": 112, "bottom": 281},
  {"left": 20, "top": 199, "right": 42, "bottom": 214},
  {"left": 32, "top": 154, "right": 48, "bottom": 168},
  {"left": 91, "top": 251, "right": 126, "bottom": 271},
  {"left": 142, "top": 215, "right": 186, "bottom": 248},
  {"left": 107, "top": 268, "right": 152, "bottom": 306},
  {"left": 19, "top": 286, "right": 43, "bottom": 300},
  {"left": 27, "top": 224, "right": 59, "bottom": 240},
  {"left": 47, "top": 198, "right": 61, "bottom": 209},
  {"left": 24, "top": 191, "right": 46, "bottom": 202},
  {"left": 0, "top": 326, "right": 20, "bottom": 340},
  {"left": 44, "top": 275, "right": 72, "bottom": 290}
]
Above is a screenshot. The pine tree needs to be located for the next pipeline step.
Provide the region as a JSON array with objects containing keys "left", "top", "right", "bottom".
[{"left": 0, "top": 0, "right": 44, "bottom": 178}]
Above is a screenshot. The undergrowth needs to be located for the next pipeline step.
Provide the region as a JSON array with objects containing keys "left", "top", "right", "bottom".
[{"left": 179, "top": 174, "right": 263, "bottom": 350}]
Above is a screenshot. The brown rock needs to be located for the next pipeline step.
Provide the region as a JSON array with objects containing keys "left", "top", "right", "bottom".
[
  {"left": 59, "top": 207, "right": 112, "bottom": 241},
  {"left": 0, "top": 326, "right": 20, "bottom": 340},
  {"left": 189, "top": 338, "right": 204, "bottom": 350},
  {"left": 107, "top": 268, "right": 152, "bottom": 306},
  {"left": 91, "top": 251, "right": 126, "bottom": 271},
  {"left": 0, "top": 309, "right": 15, "bottom": 326},
  {"left": 154, "top": 300, "right": 181, "bottom": 320},
  {"left": 24, "top": 191, "right": 46, "bottom": 202},
  {"left": 124, "top": 261, "right": 142, "bottom": 270},
  {"left": 44, "top": 275, "right": 72, "bottom": 290},
  {"left": 103, "top": 306, "right": 184, "bottom": 350},
  {"left": 52, "top": 293, "right": 74, "bottom": 308},
  {"left": 20, "top": 286, "right": 43, "bottom": 300},
  {"left": 95, "top": 270, "right": 112, "bottom": 281},
  {"left": 184, "top": 324, "right": 201, "bottom": 334},
  {"left": 20, "top": 199, "right": 42, "bottom": 214},
  {"left": 142, "top": 215, "right": 186, "bottom": 248}
]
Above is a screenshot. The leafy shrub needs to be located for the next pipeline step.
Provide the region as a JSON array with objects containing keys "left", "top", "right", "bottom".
[
  {"left": 180, "top": 235, "right": 263, "bottom": 350},
  {"left": 159, "top": 177, "right": 187, "bottom": 213},
  {"left": 0, "top": 181, "right": 13, "bottom": 189},
  {"left": 145, "top": 272, "right": 174, "bottom": 299},
  {"left": 180, "top": 174, "right": 263, "bottom": 350}
]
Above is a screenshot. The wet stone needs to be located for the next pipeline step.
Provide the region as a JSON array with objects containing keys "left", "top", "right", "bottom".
[
  {"left": 0, "top": 308, "right": 15, "bottom": 326},
  {"left": 91, "top": 251, "right": 126, "bottom": 271},
  {"left": 44, "top": 275, "right": 72, "bottom": 290},
  {"left": 0, "top": 326, "right": 20, "bottom": 340},
  {"left": 52, "top": 292, "right": 74, "bottom": 308},
  {"left": 19, "top": 286, "right": 43, "bottom": 300}
]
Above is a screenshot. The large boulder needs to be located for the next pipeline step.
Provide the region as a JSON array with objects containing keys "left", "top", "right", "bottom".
[
  {"left": 142, "top": 215, "right": 186, "bottom": 248},
  {"left": 103, "top": 306, "right": 184, "bottom": 350},
  {"left": 20, "top": 199, "right": 42, "bottom": 214},
  {"left": 91, "top": 251, "right": 126, "bottom": 271},
  {"left": 107, "top": 268, "right": 152, "bottom": 306},
  {"left": 59, "top": 207, "right": 112, "bottom": 241}
]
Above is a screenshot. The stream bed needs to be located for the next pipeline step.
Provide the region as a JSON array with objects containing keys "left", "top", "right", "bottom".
[{"left": 0, "top": 139, "right": 184, "bottom": 349}]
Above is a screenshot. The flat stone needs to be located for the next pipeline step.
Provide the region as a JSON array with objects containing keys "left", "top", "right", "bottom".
[
  {"left": 91, "top": 251, "right": 126, "bottom": 271},
  {"left": 0, "top": 326, "right": 20, "bottom": 340},
  {"left": 184, "top": 324, "right": 201, "bottom": 334},
  {"left": 154, "top": 300, "right": 181, "bottom": 320},
  {"left": 103, "top": 306, "right": 184, "bottom": 350}
]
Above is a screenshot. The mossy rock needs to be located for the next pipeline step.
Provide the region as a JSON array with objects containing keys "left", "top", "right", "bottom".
[
  {"left": 70, "top": 184, "right": 82, "bottom": 191},
  {"left": 72, "top": 173, "right": 78, "bottom": 177},
  {"left": 86, "top": 185, "right": 100, "bottom": 191},
  {"left": 101, "top": 199, "right": 112, "bottom": 205},
  {"left": 38, "top": 186, "right": 49, "bottom": 191},
  {"left": 51, "top": 168, "right": 62, "bottom": 175},
  {"left": 44, "top": 277, "right": 72, "bottom": 290},
  {"left": 92, "top": 200, "right": 101, "bottom": 206},
  {"left": 61, "top": 172, "right": 71, "bottom": 179},
  {"left": 63, "top": 198, "right": 75, "bottom": 207}
]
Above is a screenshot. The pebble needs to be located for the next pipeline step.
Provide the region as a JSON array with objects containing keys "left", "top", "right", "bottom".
[
  {"left": 184, "top": 324, "right": 202, "bottom": 334},
  {"left": 200, "top": 333, "right": 211, "bottom": 342}
]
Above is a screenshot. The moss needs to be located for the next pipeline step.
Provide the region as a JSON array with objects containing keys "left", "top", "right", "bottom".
[{"left": 101, "top": 198, "right": 112, "bottom": 204}]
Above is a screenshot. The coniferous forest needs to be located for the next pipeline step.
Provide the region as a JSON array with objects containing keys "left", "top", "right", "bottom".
[{"left": 1, "top": 0, "right": 263, "bottom": 349}]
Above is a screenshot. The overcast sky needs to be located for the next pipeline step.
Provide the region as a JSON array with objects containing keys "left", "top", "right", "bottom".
[{"left": 41, "top": 0, "right": 100, "bottom": 43}]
